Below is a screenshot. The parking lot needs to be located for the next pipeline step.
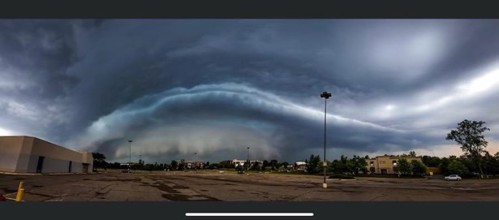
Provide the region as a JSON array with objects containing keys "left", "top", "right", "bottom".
[{"left": 1, "top": 170, "right": 499, "bottom": 201}]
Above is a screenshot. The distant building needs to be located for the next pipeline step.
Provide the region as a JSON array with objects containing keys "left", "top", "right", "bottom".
[
  {"left": 230, "top": 159, "right": 262, "bottom": 168},
  {"left": 427, "top": 166, "right": 440, "bottom": 175},
  {"left": 185, "top": 161, "right": 205, "bottom": 169},
  {"left": 0, "top": 136, "right": 93, "bottom": 174},
  {"left": 294, "top": 161, "right": 307, "bottom": 171},
  {"left": 231, "top": 159, "right": 246, "bottom": 167},
  {"left": 366, "top": 155, "right": 423, "bottom": 174}
]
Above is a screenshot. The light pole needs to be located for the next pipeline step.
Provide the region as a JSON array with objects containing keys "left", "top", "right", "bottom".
[
  {"left": 246, "top": 147, "right": 250, "bottom": 171},
  {"left": 128, "top": 140, "right": 133, "bottom": 172},
  {"left": 320, "top": 91, "right": 332, "bottom": 189}
]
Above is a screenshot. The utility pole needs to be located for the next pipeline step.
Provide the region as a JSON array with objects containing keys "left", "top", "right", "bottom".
[{"left": 128, "top": 140, "right": 133, "bottom": 173}]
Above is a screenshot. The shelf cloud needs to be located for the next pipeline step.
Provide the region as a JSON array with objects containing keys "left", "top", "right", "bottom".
[{"left": 1, "top": 19, "right": 499, "bottom": 162}]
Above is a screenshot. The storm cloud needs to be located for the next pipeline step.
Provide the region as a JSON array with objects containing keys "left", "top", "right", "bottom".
[{"left": 1, "top": 19, "right": 499, "bottom": 163}]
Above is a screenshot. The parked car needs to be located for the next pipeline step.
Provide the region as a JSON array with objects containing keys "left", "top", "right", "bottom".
[{"left": 444, "top": 174, "right": 462, "bottom": 181}]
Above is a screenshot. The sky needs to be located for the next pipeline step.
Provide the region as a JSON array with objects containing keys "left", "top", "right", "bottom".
[{"left": 1, "top": 19, "right": 499, "bottom": 164}]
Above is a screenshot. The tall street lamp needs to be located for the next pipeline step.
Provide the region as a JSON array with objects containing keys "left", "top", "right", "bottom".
[
  {"left": 320, "top": 91, "right": 332, "bottom": 189},
  {"left": 128, "top": 140, "right": 133, "bottom": 172}
]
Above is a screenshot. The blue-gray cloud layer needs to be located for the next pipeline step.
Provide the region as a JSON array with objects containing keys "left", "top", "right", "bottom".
[{"left": 1, "top": 19, "right": 499, "bottom": 162}]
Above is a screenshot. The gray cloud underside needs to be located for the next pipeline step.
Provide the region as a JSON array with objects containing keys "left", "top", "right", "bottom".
[
  {"left": 1, "top": 19, "right": 499, "bottom": 162},
  {"left": 67, "top": 83, "right": 438, "bottom": 162}
]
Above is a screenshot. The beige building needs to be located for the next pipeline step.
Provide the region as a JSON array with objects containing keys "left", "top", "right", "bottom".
[
  {"left": 231, "top": 159, "right": 262, "bottom": 167},
  {"left": 367, "top": 155, "right": 423, "bottom": 174},
  {"left": 294, "top": 161, "right": 307, "bottom": 171},
  {"left": 0, "top": 136, "right": 93, "bottom": 174}
]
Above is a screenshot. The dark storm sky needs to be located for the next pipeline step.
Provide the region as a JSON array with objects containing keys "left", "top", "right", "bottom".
[{"left": 1, "top": 19, "right": 499, "bottom": 163}]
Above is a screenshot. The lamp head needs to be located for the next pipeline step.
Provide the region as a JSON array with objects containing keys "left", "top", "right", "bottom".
[{"left": 320, "top": 91, "right": 332, "bottom": 99}]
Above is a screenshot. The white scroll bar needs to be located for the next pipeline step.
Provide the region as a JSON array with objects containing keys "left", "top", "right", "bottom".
[{"left": 186, "top": 213, "right": 314, "bottom": 217}]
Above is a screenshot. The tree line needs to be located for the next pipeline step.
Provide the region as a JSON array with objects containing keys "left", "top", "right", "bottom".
[
  {"left": 92, "top": 151, "right": 499, "bottom": 177},
  {"left": 92, "top": 119, "right": 497, "bottom": 177},
  {"left": 303, "top": 153, "right": 428, "bottom": 176}
]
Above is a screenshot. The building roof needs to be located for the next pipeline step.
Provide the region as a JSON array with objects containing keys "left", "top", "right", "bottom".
[{"left": 0, "top": 135, "right": 89, "bottom": 154}]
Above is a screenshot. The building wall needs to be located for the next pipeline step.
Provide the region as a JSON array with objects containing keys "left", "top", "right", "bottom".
[
  {"left": 0, "top": 136, "right": 25, "bottom": 172},
  {"left": 367, "top": 156, "right": 423, "bottom": 174},
  {"left": 82, "top": 152, "right": 94, "bottom": 173},
  {"left": 16, "top": 136, "right": 35, "bottom": 172},
  {"left": 0, "top": 136, "right": 93, "bottom": 173}
]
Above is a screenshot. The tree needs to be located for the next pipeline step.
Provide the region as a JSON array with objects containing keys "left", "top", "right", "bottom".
[
  {"left": 92, "top": 152, "right": 108, "bottom": 169},
  {"left": 171, "top": 160, "right": 179, "bottom": 170},
  {"left": 351, "top": 155, "right": 367, "bottom": 175},
  {"left": 208, "top": 163, "right": 218, "bottom": 169},
  {"left": 422, "top": 156, "right": 441, "bottom": 167},
  {"left": 447, "top": 159, "right": 468, "bottom": 176},
  {"left": 483, "top": 152, "right": 499, "bottom": 175},
  {"left": 397, "top": 158, "right": 411, "bottom": 175},
  {"left": 328, "top": 155, "right": 367, "bottom": 175},
  {"left": 178, "top": 159, "right": 186, "bottom": 170},
  {"left": 493, "top": 152, "right": 499, "bottom": 174},
  {"left": 279, "top": 162, "right": 289, "bottom": 171},
  {"left": 306, "top": 155, "right": 321, "bottom": 174},
  {"left": 262, "top": 160, "right": 269, "bottom": 171},
  {"left": 136, "top": 159, "right": 145, "bottom": 170},
  {"left": 332, "top": 156, "right": 344, "bottom": 174},
  {"left": 411, "top": 160, "right": 427, "bottom": 176},
  {"left": 218, "top": 160, "right": 234, "bottom": 169},
  {"left": 409, "top": 151, "right": 417, "bottom": 157},
  {"left": 446, "top": 119, "right": 490, "bottom": 178},
  {"left": 250, "top": 162, "right": 260, "bottom": 170},
  {"left": 458, "top": 155, "right": 476, "bottom": 175},
  {"left": 340, "top": 155, "right": 353, "bottom": 173},
  {"left": 439, "top": 157, "right": 450, "bottom": 175},
  {"left": 270, "top": 160, "right": 278, "bottom": 170}
]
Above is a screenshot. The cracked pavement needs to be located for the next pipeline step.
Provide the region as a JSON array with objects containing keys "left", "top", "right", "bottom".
[{"left": 1, "top": 170, "right": 499, "bottom": 201}]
